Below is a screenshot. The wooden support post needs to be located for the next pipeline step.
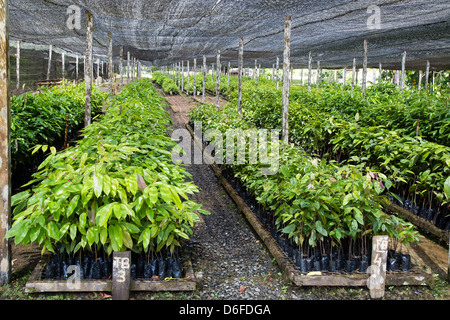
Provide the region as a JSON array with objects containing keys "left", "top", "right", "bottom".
[
  {"left": 227, "top": 61, "right": 230, "bottom": 87},
  {"left": 418, "top": 70, "right": 422, "bottom": 90},
  {"left": 47, "top": 44, "right": 52, "bottom": 80},
  {"left": 211, "top": 63, "right": 214, "bottom": 82},
  {"left": 112, "top": 251, "right": 131, "bottom": 300},
  {"left": 202, "top": 55, "right": 206, "bottom": 103},
  {"left": 137, "top": 60, "right": 141, "bottom": 81},
  {"left": 276, "top": 56, "right": 279, "bottom": 90},
  {"left": 127, "top": 52, "right": 130, "bottom": 83},
  {"left": 181, "top": 60, "right": 184, "bottom": 93},
  {"left": 316, "top": 60, "right": 320, "bottom": 89},
  {"left": 61, "top": 52, "right": 65, "bottom": 80},
  {"left": 216, "top": 49, "right": 221, "bottom": 107},
  {"left": 351, "top": 57, "right": 356, "bottom": 91},
  {"left": 378, "top": 62, "right": 382, "bottom": 82},
  {"left": 254, "top": 59, "right": 257, "bottom": 87},
  {"left": 307, "top": 51, "right": 312, "bottom": 91},
  {"left": 237, "top": 37, "right": 243, "bottom": 115},
  {"left": 400, "top": 50, "right": 406, "bottom": 91},
  {"left": 369, "top": 236, "right": 388, "bottom": 299},
  {"left": 108, "top": 32, "right": 113, "bottom": 94},
  {"left": 362, "top": 39, "right": 368, "bottom": 98},
  {"left": 84, "top": 10, "right": 93, "bottom": 128},
  {"left": 96, "top": 58, "right": 100, "bottom": 81},
  {"left": 281, "top": 16, "right": 291, "bottom": 143},
  {"left": 0, "top": 0, "right": 11, "bottom": 286},
  {"left": 119, "top": 46, "right": 123, "bottom": 90},
  {"left": 75, "top": 54, "right": 79, "bottom": 83},
  {"left": 425, "top": 60, "right": 430, "bottom": 89},
  {"left": 193, "top": 58, "right": 197, "bottom": 99},
  {"left": 186, "top": 60, "right": 189, "bottom": 94},
  {"left": 15, "top": 40, "right": 19, "bottom": 89}
]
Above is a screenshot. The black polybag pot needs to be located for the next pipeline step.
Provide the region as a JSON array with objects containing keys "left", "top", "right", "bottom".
[
  {"left": 305, "top": 258, "right": 313, "bottom": 272},
  {"left": 137, "top": 256, "right": 145, "bottom": 278},
  {"left": 313, "top": 260, "right": 321, "bottom": 272},
  {"left": 320, "top": 255, "right": 329, "bottom": 271},
  {"left": 387, "top": 257, "right": 398, "bottom": 272},
  {"left": 401, "top": 254, "right": 411, "bottom": 272},
  {"left": 158, "top": 257, "right": 166, "bottom": 279},
  {"left": 166, "top": 257, "right": 174, "bottom": 278},
  {"left": 172, "top": 258, "right": 182, "bottom": 278},
  {"left": 328, "top": 260, "right": 336, "bottom": 273},
  {"left": 91, "top": 260, "right": 102, "bottom": 280},
  {"left": 60, "top": 261, "right": 68, "bottom": 280},
  {"left": 45, "top": 260, "right": 55, "bottom": 279},
  {"left": 300, "top": 256, "right": 308, "bottom": 273},
  {"left": 150, "top": 257, "right": 158, "bottom": 276},
  {"left": 144, "top": 263, "right": 152, "bottom": 279},
  {"left": 130, "top": 264, "right": 136, "bottom": 280}
]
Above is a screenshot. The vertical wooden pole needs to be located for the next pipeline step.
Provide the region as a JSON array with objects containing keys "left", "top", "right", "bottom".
[
  {"left": 216, "top": 49, "right": 221, "bottom": 107},
  {"left": 119, "top": 46, "right": 123, "bottom": 90},
  {"left": 308, "top": 51, "right": 312, "bottom": 91},
  {"left": 193, "top": 58, "right": 197, "bottom": 99},
  {"left": 84, "top": 10, "right": 93, "bottom": 128},
  {"left": 290, "top": 65, "right": 293, "bottom": 84},
  {"left": 369, "top": 236, "right": 388, "bottom": 299},
  {"left": 96, "top": 58, "right": 100, "bottom": 81},
  {"left": 227, "top": 61, "right": 230, "bottom": 87},
  {"left": 351, "top": 57, "right": 356, "bottom": 91},
  {"left": 378, "top": 62, "right": 382, "bottom": 82},
  {"left": 202, "top": 55, "right": 206, "bottom": 103},
  {"left": 61, "top": 52, "right": 65, "bottom": 80},
  {"left": 181, "top": 60, "right": 184, "bottom": 93},
  {"left": 75, "top": 54, "right": 79, "bottom": 83},
  {"left": 425, "top": 60, "right": 430, "bottom": 90},
  {"left": 108, "top": 32, "right": 113, "bottom": 94},
  {"left": 237, "top": 37, "right": 243, "bottom": 115},
  {"left": 137, "top": 60, "right": 141, "bottom": 81},
  {"left": 362, "top": 39, "right": 368, "bottom": 98},
  {"left": 127, "top": 51, "right": 130, "bottom": 83},
  {"left": 186, "top": 60, "right": 190, "bottom": 94},
  {"left": 281, "top": 15, "right": 291, "bottom": 144},
  {"left": 47, "top": 44, "right": 52, "bottom": 80},
  {"left": 211, "top": 63, "right": 214, "bottom": 82},
  {"left": 276, "top": 56, "right": 279, "bottom": 90},
  {"left": 254, "top": 59, "right": 257, "bottom": 87},
  {"left": 418, "top": 70, "right": 422, "bottom": 90},
  {"left": 316, "top": 60, "right": 320, "bottom": 89},
  {"left": 112, "top": 251, "right": 131, "bottom": 300},
  {"left": 15, "top": 40, "right": 19, "bottom": 89},
  {"left": 400, "top": 50, "right": 406, "bottom": 91},
  {"left": 0, "top": 0, "right": 11, "bottom": 286}
]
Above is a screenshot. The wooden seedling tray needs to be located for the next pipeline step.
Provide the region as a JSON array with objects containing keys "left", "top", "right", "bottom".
[{"left": 25, "top": 250, "right": 198, "bottom": 293}]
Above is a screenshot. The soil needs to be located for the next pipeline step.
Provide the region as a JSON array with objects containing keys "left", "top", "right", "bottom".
[{"left": 2, "top": 88, "right": 449, "bottom": 301}]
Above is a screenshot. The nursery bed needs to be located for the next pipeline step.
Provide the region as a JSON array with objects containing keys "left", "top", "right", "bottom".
[
  {"left": 185, "top": 122, "right": 435, "bottom": 288},
  {"left": 25, "top": 248, "right": 198, "bottom": 293}
]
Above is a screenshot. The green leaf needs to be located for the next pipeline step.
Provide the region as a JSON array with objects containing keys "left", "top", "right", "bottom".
[
  {"left": 47, "top": 221, "right": 60, "bottom": 240},
  {"left": 342, "top": 193, "right": 353, "bottom": 206},
  {"left": 69, "top": 224, "right": 77, "bottom": 240},
  {"left": 93, "top": 173, "right": 103, "bottom": 197},
  {"left": 96, "top": 203, "right": 115, "bottom": 227},
  {"left": 282, "top": 224, "right": 296, "bottom": 234},
  {"left": 66, "top": 195, "right": 80, "bottom": 217},
  {"left": 444, "top": 176, "right": 450, "bottom": 199}
]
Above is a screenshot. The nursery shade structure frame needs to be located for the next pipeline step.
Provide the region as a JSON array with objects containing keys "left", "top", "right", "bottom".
[{"left": 6, "top": 0, "right": 450, "bottom": 70}]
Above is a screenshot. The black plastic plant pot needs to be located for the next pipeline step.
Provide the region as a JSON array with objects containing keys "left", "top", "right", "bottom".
[
  {"left": 313, "top": 260, "right": 321, "bottom": 272},
  {"left": 305, "top": 258, "right": 313, "bottom": 272},
  {"left": 300, "top": 257, "right": 308, "bottom": 273},
  {"left": 401, "top": 254, "right": 411, "bottom": 272},
  {"left": 387, "top": 257, "right": 399, "bottom": 272},
  {"left": 130, "top": 264, "right": 136, "bottom": 280},
  {"left": 320, "top": 255, "right": 329, "bottom": 271},
  {"left": 172, "top": 258, "right": 182, "bottom": 278},
  {"left": 328, "top": 260, "right": 336, "bottom": 273},
  {"left": 359, "top": 260, "right": 368, "bottom": 273},
  {"left": 335, "top": 258, "right": 343, "bottom": 272},
  {"left": 144, "top": 263, "right": 152, "bottom": 279},
  {"left": 345, "top": 260, "right": 356, "bottom": 273},
  {"left": 158, "top": 257, "right": 166, "bottom": 279}
]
